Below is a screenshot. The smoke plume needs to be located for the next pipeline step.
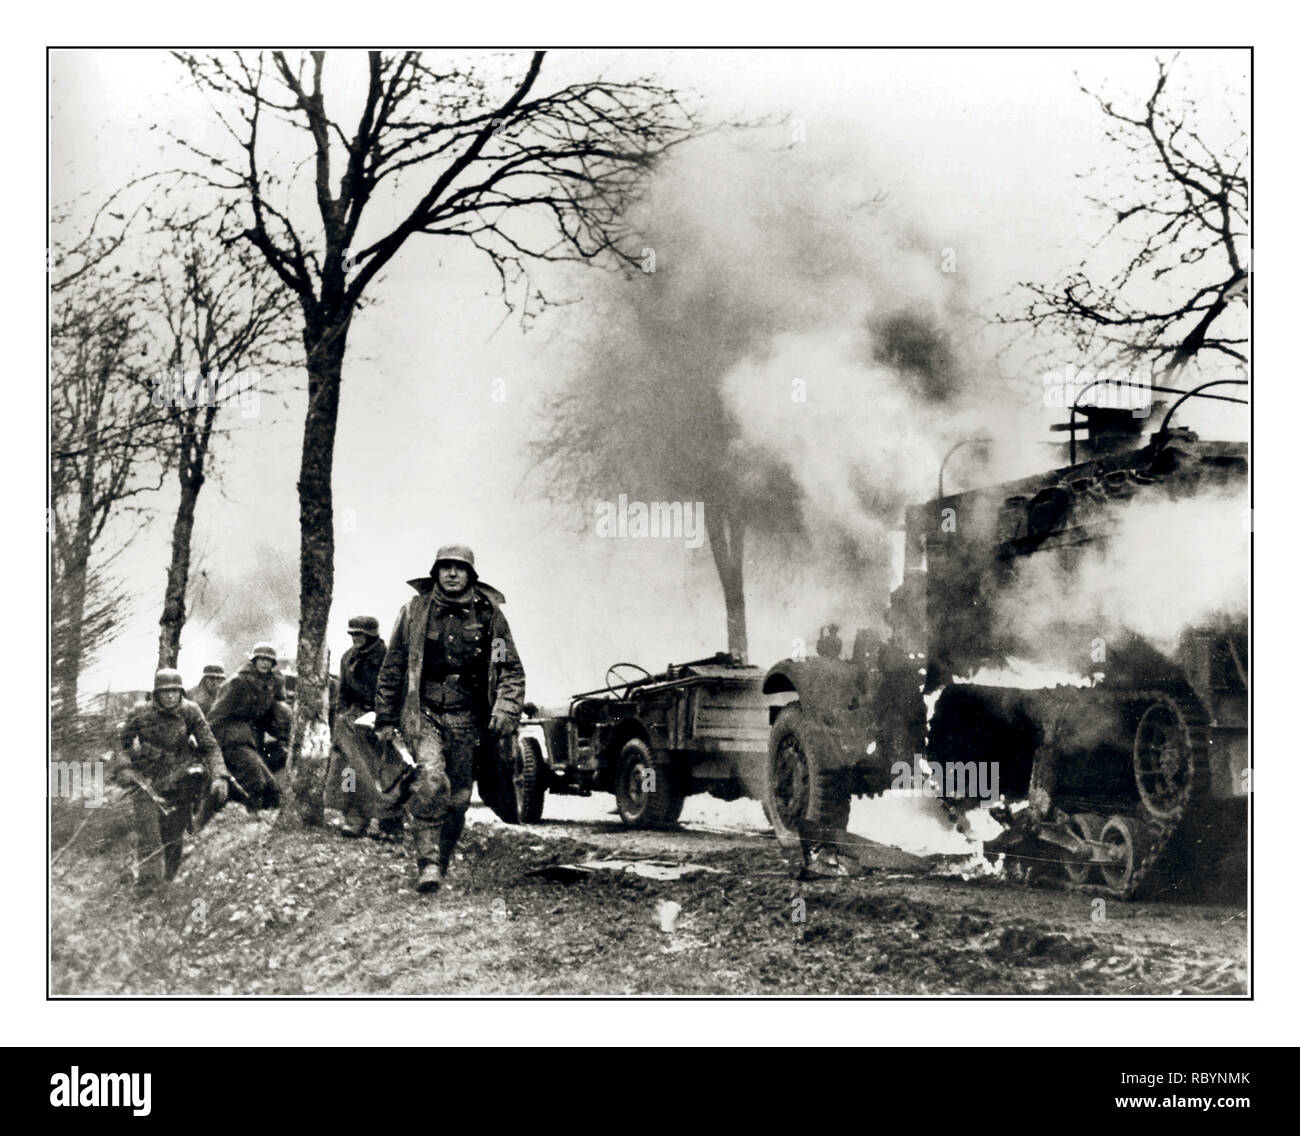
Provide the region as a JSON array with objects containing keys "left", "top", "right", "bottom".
[
  {"left": 187, "top": 542, "right": 299, "bottom": 673},
  {"left": 543, "top": 136, "right": 1022, "bottom": 655},
  {"left": 990, "top": 485, "right": 1249, "bottom": 666}
]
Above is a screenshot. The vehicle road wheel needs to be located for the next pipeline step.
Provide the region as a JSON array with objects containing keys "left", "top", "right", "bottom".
[
  {"left": 1133, "top": 695, "right": 1204, "bottom": 821},
  {"left": 1063, "top": 812, "right": 1104, "bottom": 884},
  {"left": 512, "top": 735, "right": 546, "bottom": 824},
  {"left": 1099, "top": 815, "right": 1153, "bottom": 898},
  {"left": 614, "top": 738, "right": 681, "bottom": 828},
  {"left": 765, "top": 705, "right": 851, "bottom": 848}
]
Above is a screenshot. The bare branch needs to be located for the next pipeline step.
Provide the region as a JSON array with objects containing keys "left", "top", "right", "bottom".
[{"left": 996, "top": 55, "right": 1249, "bottom": 381}]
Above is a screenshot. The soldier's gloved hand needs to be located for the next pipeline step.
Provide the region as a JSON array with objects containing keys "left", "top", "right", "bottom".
[
  {"left": 374, "top": 725, "right": 395, "bottom": 743},
  {"left": 487, "top": 712, "right": 514, "bottom": 738},
  {"left": 210, "top": 777, "right": 229, "bottom": 807}
]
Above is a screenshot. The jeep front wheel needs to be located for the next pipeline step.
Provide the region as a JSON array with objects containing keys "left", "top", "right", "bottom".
[{"left": 614, "top": 738, "right": 681, "bottom": 828}]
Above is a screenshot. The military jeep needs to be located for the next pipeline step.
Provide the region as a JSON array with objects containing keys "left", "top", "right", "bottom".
[{"left": 492, "top": 653, "right": 772, "bottom": 828}]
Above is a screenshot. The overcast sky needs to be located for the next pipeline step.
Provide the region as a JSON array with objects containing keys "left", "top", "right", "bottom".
[{"left": 49, "top": 48, "right": 1249, "bottom": 702}]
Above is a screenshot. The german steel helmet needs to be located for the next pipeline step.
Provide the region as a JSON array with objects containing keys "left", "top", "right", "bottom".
[
  {"left": 347, "top": 615, "right": 380, "bottom": 635},
  {"left": 432, "top": 543, "right": 477, "bottom": 578},
  {"left": 249, "top": 642, "right": 278, "bottom": 661},
  {"left": 202, "top": 663, "right": 226, "bottom": 678},
  {"left": 153, "top": 668, "right": 185, "bottom": 692}
]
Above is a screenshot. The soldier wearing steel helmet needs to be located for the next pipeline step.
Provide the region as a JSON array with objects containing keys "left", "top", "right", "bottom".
[
  {"left": 206, "top": 642, "right": 291, "bottom": 810},
  {"left": 187, "top": 662, "right": 226, "bottom": 718},
  {"left": 117, "top": 669, "right": 230, "bottom": 896},
  {"left": 329, "top": 615, "right": 402, "bottom": 839},
  {"left": 374, "top": 544, "right": 525, "bottom": 893}
]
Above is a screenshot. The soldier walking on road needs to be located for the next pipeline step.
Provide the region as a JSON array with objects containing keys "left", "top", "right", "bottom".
[
  {"left": 206, "top": 642, "right": 291, "bottom": 810},
  {"left": 117, "top": 669, "right": 231, "bottom": 896},
  {"left": 330, "top": 615, "right": 403, "bottom": 840},
  {"left": 374, "top": 545, "right": 525, "bottom": 893},
  {"left": 187, "top": 663, "right": 226, "bottom": 718}
]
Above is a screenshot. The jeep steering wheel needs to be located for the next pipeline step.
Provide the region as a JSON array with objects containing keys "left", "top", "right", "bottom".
[{"left": 606, "top": 663, "right": 652, "bottom": 700}]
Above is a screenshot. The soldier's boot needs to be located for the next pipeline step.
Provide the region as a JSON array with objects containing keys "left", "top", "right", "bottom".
[
  {"left": 339, "top": 813, "right": 367, "bottom": 838},
  {"left": 133, "top": 874, "right": 163, "bottom": 900},
  {"left": 414, "top": 827, "right": 442, "bottom": 893},
  {"left": 264, "top": 775, "right": 284, "bottom": 811},
  {"left": 438, "top": 814, "right": 465, "bottom": 877},
  {"left": 163, "top": 842, "right": 184, "bottom": 881},
  {"left": 239, "top": 776, "right": 275, "bottom": 814}
]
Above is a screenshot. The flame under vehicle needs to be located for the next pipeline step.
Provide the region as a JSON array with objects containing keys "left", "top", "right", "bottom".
[
  {"left": 760, "top": 383, "right": 1249, "bottom": 898},
  {"left": 491, "top": 655, "right": 769, "bottom": 827}
]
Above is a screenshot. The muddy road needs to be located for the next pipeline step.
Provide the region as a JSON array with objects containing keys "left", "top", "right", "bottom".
[
  {"left": 481, "top": 792, "right": 1249, "bottom": 993},
  {"left": 50, "top": 787, "right": 1248, "bottom": 996}
]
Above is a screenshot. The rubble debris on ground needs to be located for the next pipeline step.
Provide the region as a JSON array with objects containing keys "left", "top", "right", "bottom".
[{"left": 527, "top": 857, "right": 727, "bottom": 882}]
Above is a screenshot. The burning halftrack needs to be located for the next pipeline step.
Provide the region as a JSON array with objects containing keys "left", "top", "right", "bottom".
[{"left": 759, "top": 382, "right": 1249, "bottom": 898}]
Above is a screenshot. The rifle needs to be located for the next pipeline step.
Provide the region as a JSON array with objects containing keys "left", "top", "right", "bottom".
[
  {"left": 120, "top": 767, "right": 173, "bottom": 814},
  {"left": 223, "top": 769, "right": 251, "bottom": 804}
]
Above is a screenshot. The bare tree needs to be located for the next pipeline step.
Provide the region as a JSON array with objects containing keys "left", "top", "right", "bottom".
[
  {"left": 50, "top": 265, "right": 169, "bottom": 723},
  {"left": 169, "top": 49, "right": 701, "bottom": 821},
  {"left": 149, "top": 217, "right": 297, "bottom": 668},
  {"left": 999, "top": 56, "right": 1249, "bottom": 379},
  {"left": 51, "top": 555, "right": 132, "bottom": 753},
  {"left": 50, "top": 182, "right": 158, "bottom": 297}
]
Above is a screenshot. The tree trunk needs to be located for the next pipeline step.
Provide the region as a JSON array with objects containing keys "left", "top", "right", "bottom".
[
  {"left": 282, "top": 323, "right": 347, "bottom": 827},
  {"left": 51, "top": 467, "right": 99, "bottom": 725},
  {"left": 51, "top": 554, "right": 89, "bottom": 722},
  {"left": 706, "top": 507, "right": 748, "bottom": 662},
  {"left": 157, "top": 461, "right": 204, "bottom": 669},
  {"left": 721, "top": 552, "right": 748, "bottom": 662}
]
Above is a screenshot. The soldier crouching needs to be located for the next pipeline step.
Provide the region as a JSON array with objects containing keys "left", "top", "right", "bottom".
[
  {"left": 117, "top": 669, "right": 230, "bottom": 896},
  {"left": 374, "top": 544, "right": 525, "bottom": 893},
  {"left": 206, "top": 642, "right": 292, "bottom": 810}
]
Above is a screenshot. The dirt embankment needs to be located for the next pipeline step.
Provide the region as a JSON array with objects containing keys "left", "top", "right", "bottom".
[{"left": 50, "top": 797, "right": 1248, "bottom": 997}]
